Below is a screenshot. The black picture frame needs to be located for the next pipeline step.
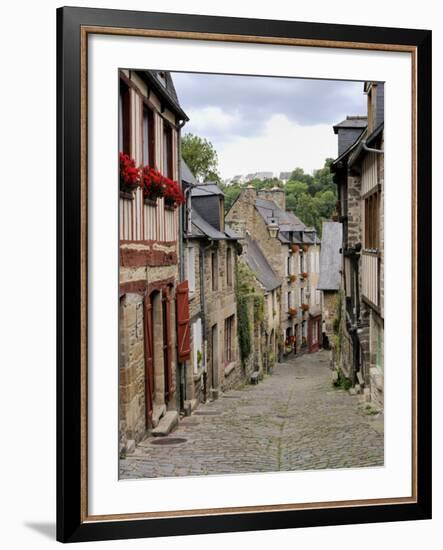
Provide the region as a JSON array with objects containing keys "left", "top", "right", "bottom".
[{"left": 57, "top": 6, "right": 432, "bottom": 543}]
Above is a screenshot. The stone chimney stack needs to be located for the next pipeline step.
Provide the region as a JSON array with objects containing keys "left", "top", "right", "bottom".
[
  {"left": 257, "top": 186, "right": 285, "bottom": 211},
  {"left": 270, "top": 186, "right": 286, "bottom": 211},
  {"left": 225, "top": 184, "right": 256, "bottom": 237}
]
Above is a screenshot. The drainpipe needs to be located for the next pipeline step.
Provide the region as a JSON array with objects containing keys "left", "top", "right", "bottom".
[
  {"left": 176, "top": 119, "right": 186, "bottom": 413},
  {"left": 362, "top": 140, "right": 383, "bottom": 154},
  {"left": 199, "top": 240, "right": 213, "bottom": 401}
]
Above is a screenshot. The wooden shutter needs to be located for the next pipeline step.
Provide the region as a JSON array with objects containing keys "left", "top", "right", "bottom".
[
  {"left": 162, "top": 287, "right": 174, "bottom": 399},
  {"left": 176, "top": 281, "right": 191, "bottom": 361},
  {"left": 143, "top": 296, "right": 154, "bottom": 423}
]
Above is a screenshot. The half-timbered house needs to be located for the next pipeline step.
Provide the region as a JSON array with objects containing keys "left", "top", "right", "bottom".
[
  {"left": 119, "top": 70, "right": 190, "bottom": 455},
  {"left": 331, "top": 81, "right": 384, "bottom": 408}
]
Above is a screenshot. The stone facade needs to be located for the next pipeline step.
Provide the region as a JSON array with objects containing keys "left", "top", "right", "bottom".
[
  {"left": 182, "top": 179, "right": 242, "bottom": 406},
  {"left": 226, "top": 186, "right": 322, "bottom": 358}
]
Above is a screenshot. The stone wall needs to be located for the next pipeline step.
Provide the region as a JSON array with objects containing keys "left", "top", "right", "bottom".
[
  {"left": 203, "top": 240, "right": 241, "bottom": 396},
  {"left": 119, "top": 241, "right": 180, "bottom": 452},
  {"left": 119, "top": 293, "right": 147, "bottom": 455}
]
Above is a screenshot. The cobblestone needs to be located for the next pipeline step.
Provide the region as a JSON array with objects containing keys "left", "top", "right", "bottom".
[{"left": 119, "top": 350, "right": 384, "bottom": 479}]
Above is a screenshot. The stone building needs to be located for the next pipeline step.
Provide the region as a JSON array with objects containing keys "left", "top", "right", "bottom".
[
  {"left": 331, "top": 81, "right": 384, "bottom": 408},
  {"left": 317, "top": 221, "right": 343, "bottom": 351},
  {"left": 118, "top": 70, "right": 190, "bottom": 455},
  {"left": 182, "top": 162, "right": 242, "bottom": 404},
  {"left": 226, "top": 185, "right": 321, "bottom": 359},
  {"left": 240, "top": 233, "right": 281, "bottom": 377}
]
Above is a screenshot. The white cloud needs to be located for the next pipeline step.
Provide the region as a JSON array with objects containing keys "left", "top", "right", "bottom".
[
  {"left": 185, "top": 106, "right": 237, "bottom": 136},
  {"left": 217, "top": 114, "right": 337, "bottom": 178}
]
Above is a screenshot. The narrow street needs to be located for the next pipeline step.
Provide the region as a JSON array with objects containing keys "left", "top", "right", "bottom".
[{"left": 119, "top": 350, "right": 384, "bottom": 479}]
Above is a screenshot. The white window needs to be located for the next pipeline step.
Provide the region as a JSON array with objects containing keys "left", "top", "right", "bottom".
[
  {"left": 316, "top": 290, "right": 321, "bottom": 305},
  {"left": 187, "top": 247, "right": 196, "bottom": 292},
  {"left": 192, "top": 318, "right": 203, "bottom": 374}
]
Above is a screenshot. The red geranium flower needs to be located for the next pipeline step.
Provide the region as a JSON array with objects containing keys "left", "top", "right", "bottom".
[{"left": 119, "top": 152, "right": 141, "bottom": 190}]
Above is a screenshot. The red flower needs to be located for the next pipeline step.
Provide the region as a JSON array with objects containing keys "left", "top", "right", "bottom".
[
  {"left": 140, "top": 165, "right": 184, "bottom": 207},
  {"left": 119, "top": 152, "right": 141, "bottom": 190},
  {"left": 141, "top": 165, "right": 167, "bottom": 201},
  {"left": 163, "top": 177, "right": 185, "bottom": 207}
]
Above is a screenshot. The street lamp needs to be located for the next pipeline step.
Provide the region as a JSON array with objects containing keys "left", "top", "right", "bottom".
[{"left": 267, "top": 213, "right": 279, "bottom": 239}]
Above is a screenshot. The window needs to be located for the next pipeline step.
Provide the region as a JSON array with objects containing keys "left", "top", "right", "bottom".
[
  {"left": 119, "top": 78, "right": 130, "bottom": 154},
  {"left": 287, "top": 254, "right": 292, "bottom": 276},
  {"left": 364, "top": 191, "right": 380, "bottom": 250},
  {"left": 192, "top": 318, "right": 203, "bottom": 374},
  {"left": 226, "top": 247, "right": 232, "bottom": 287},
  {"left": 301, "top": 287, "right": 305, "bottom": 305},
  {"left": 316, "top": 290, "right": 321, "bottom": 306},
  {"left": 211, "top": 251, "right": 218, "bottom": 291},
  {"left": 142, "top": 103, "right": 155, "bottom": 166},
  {"left": 163, "top": 124, "right": 173, "bottom": 178},
  {"left": 224, "top": 315, "right": 235, "bottom": 364},
  {"left": 187, "top": 247, "right": 196, "bottom": 293}
]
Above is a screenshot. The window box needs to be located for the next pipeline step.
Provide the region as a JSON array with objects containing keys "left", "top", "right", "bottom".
[
  {"left": 143, "top": 197, "right": 157, "bottom": 206},
  {"left": 120, "top": 190, "right": 134, "bottom": 200}
]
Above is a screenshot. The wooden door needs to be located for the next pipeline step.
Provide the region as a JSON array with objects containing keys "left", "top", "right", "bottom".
[
  {"left": 143, "top": 295, "right": 154, "bottom": 426},
  {"left": 162, "top": 287, "right": 173, "bottom": 402}
]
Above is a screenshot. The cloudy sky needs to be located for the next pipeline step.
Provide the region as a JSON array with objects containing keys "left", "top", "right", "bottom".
[{"left": 171, "top": 72, "right": 366, "bottom": 179}]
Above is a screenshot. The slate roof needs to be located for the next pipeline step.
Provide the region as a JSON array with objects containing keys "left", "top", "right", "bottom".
[
  {"left": 191, "top": 183, "right": 224, "bottom": 197},
  {"left": 333, "top": 116, "right": 367, "bottom": 133},
  {"left": 318, "top": 221, "right": 343, "bottom": 291},
  {"left": 255, "top": 198, "right": 306, "bottom": 232},
  {"left": 243, "top": 234, "right": 281, "bottom": 292},
  {"left": 181, "top": 159, "right": 198, "bottom": 185},
  {"left": 142, "top": 70, "right": 188, "bottom": 121},
  {"left": 189, "top": 210, "right": 227, "bottom": 240}
]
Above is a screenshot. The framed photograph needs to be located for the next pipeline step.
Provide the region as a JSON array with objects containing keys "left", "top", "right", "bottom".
[{"left": 57, "top": 6, "right": 432, "bottom": 543}]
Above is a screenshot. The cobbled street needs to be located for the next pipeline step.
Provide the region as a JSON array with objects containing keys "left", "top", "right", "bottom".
[{"left": 120, "top": 350, "right": 384, "bottom": 479}]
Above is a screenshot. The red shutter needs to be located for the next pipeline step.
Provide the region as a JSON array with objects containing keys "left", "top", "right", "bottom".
[
  {"left": 162, "top": 287, "right": 174, "bottom": 399},
  {"left": 176, "top": 280, "right": 191, "bottom": 361},
  {"left": 143, "top": 296, "right": 154, "bottom": 423}
]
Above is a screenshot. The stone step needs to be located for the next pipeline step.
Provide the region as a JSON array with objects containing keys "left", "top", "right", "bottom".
[{"left": 151, "top": 411, "right": 179, "bottom": 437}]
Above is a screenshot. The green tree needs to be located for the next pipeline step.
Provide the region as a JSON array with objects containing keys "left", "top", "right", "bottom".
[
  {"left": 284, "top": 159, "right": 337, "bottom": 234},
  {"left": 181, "top": 133, "right": 220, "bottom": 182},
  {"left": 220, "top": 182, "right": 241, "bottom": 212}
]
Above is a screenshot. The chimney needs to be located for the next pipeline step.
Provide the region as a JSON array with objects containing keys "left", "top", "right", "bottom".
[
  {"left": 226, "top": 185, "right": 256, "bottom": 237},
  {"left": 270, "top": 186, "right": 285, "bottom": 211}
]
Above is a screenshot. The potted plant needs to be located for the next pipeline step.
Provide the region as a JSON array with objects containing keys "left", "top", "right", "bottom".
[
  {"left": 301, "top": 271, "right": 309, "bottom": 279},
  {"left": 119, "top": 152, "right": 140, "bottom": 195},
  {"left": 288, "top": 307, "right": 298, "bottom": 317},
  {"left": 301, "top": 303, "right": 309, "bottom": 312},
  {"left": 163, "top": 177, "right": 185, "bottom": 209},
  {"left": 290, "top": 244, "right": 300, "bottom": 253},
  {"left": 141, "top": 165, "right": 166, "bottom": 203},
  {"left": 289, "top": 274, "right": 297, "bottom": 283}
]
